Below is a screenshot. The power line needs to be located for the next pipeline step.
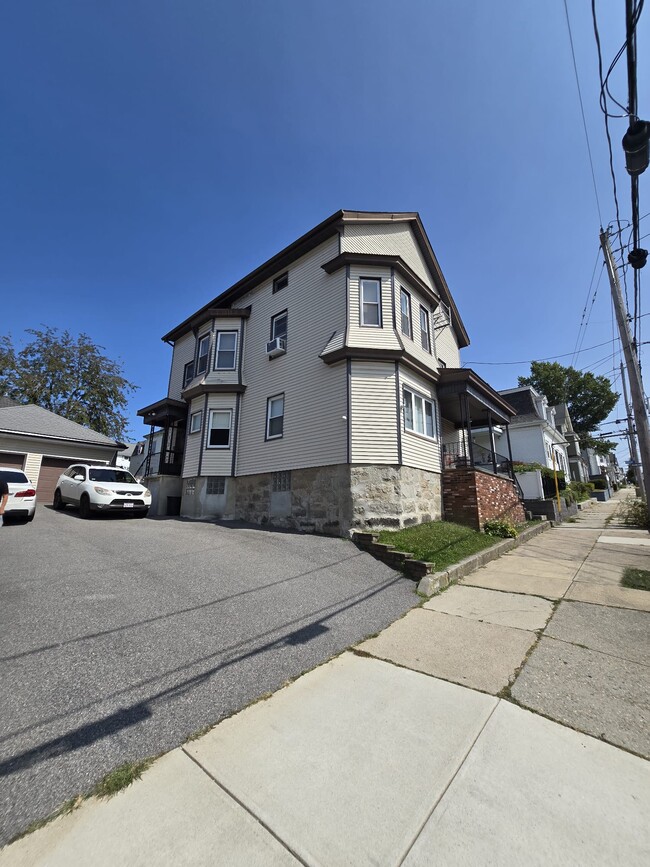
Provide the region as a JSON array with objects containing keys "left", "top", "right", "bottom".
[
  {"left": 465, "top": 336, "right": 620, "bottom": 366},
  {"left": 563, "top": 0, "right": 604, "bottom": 224}
]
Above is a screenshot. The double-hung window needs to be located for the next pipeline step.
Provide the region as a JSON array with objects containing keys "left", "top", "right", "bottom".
[
  {"left": 273, "top": 273, "right": 288, "bottom": 294},
  {"left": 360, "top": 278, "right": 381, "bottom": 326},
  {"left": 266, "top": 394, "right": 284, "bottom": 439},
  {"left": 207, "top": 409, "right": 232, "bottom": 448},
  {"left": 271, "top": 311, "right": 288, "bottom": 346},
  {"left": 183, "top": 361, "right": 195, "bottom": 388},
  {"left": 400, "top": 288, "right": 412, "bottom": 338},
  {"left": 196, "top": 334, "right": 211, "bottom": 375},
  {"left": 403, "top": 388, "right": 437, "bottom": 439},
  {"left": 189, "top": 410, "right": 202, "bottom": 434},
  {"left": 420, "top": 306, "right": 431, "bottom": 352},
  {"left": 215, "top": 331, "right": 238, "bottom": 370}
]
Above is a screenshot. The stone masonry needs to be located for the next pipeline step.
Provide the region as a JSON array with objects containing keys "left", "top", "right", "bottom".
[
  {"left": 443, "top": 467, "right": 525, "bottom": 530},
  {"left": 350, "top": 465, "right": 442, "bottom": 531}
]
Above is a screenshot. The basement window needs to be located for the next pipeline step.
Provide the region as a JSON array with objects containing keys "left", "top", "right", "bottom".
[
  {"left": 207, "top": 476, "right": 226, "bottom": 495},
  {"left": 185, "top": 477, "right": 196, "bottom": 495},
  {"left": 272, "top": 470, "right": 291, "bottom": 492}
]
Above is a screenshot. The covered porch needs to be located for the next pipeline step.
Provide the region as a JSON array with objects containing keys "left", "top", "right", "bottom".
[
  {"left": 437, "top": 368, "right": 517, "bottom": 480},
  {"left": 437, "top": 369, "right": 524, "bottom": 529},
  {"left": 136, "top": 397, "right": 187, "bottom": 478}
]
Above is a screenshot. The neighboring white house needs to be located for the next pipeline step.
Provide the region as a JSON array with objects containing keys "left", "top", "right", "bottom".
[
  {"left": 475, "top": 386, "right": 570, "bottom": 477},
  {"left": 554, "top": 403, "right": 589, "bottom": 483},
  {"left": 0, "top": 396, "right": 123, "bottom": 502},
  {"left": 137, "top": 210, "right": 518, "bottom": 532}
]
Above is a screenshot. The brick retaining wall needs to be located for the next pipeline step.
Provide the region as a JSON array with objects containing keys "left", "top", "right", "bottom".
[{"left": 443, "top": 468, "right": 525, "bottom": 530}]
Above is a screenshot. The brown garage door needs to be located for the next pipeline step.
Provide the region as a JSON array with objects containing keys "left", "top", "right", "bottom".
[
  {"left": 0, "top": 452, "right": 26, "bottom": 470},
  {"left": 37, "top": 458, "right": 74, "bottom": 502}
]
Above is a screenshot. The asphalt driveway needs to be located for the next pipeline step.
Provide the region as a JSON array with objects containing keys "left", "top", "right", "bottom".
[{"left": 0, "top": 506, "right": 417, "bottom": 844}]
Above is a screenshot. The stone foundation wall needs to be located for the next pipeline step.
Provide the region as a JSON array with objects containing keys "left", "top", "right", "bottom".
[
  {"left": 443, "top": 468, "right": 525, "bottom": 529},
  {"left": 234, "top": 464, "right": 352, "bottom": 535},
  {"left": 177, "top": 463, "right": 442, "bottom": 536},
  {"left": 350, "top": 464, "right": 442, "bottom": 531}
]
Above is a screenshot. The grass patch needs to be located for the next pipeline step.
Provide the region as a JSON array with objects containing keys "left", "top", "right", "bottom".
[
  {"left": 93, "top": 758, "right": 154, "bottom": 799},
  {"left": 378, "top": 520, "right": 498, "bottom": 572},
  {"left": 621, "top": 567, "right": 650, "bottom": 591}
]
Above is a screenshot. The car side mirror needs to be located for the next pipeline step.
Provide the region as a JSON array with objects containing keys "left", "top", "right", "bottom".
[{"left": 73, "top": 474, "right": 85, "bottom": 481}]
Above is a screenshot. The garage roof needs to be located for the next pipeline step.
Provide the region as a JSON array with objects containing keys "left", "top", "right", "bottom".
[{"left": 0, "top": 403, "right": 124, "bottom": 449}]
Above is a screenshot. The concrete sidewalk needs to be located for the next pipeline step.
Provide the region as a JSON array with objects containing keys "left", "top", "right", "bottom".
[{"left": 2, "top": 493, "right": 649, "bottom": 866}]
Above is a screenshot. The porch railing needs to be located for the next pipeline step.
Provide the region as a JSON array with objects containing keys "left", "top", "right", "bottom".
[{"left": 442, "top": 440, "right": 514, "bottom": 478}]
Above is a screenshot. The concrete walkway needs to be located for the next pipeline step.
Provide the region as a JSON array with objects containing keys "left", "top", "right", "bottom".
[{"left": 2, "top": 493, "right": 649, "bottom": 866}]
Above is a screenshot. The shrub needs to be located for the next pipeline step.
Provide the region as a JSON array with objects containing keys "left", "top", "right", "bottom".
[
  {"left": 568, "top": 481, "right": 594, "bottom": 502},
  {"left": 619, "top": 499, "right": 649, "bottom": 528},
  {"left": 592, "top": 478, "right": 608, "bottom": 491},
  {"left": 483, "top": 519, "right": 519, "bottom": 539}
]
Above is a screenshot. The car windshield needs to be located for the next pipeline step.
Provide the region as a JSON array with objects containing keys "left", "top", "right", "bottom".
[
  {"left": 88, "top": 469, "right": 137, "bottom": 484},
  {"left": 0, "top": 470, "right": 29, "bottom": 484}
]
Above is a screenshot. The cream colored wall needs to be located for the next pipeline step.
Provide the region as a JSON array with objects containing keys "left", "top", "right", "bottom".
[
  {"left": 168, "top": 332, "right": 195, "bottom": 400},
  {"left": 399, "top": 366, "right": 441, "bottom": 472},
  {"left": 235, "top": 236, "right": 348, "bottom": 475},
  {"left": 350, "top": 361, "right": 399, "bottom": 464}
]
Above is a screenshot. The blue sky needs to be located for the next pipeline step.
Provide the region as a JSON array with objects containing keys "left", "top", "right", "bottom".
[{"left": 1, "top": 1, "right": 648, "bottom": 464}]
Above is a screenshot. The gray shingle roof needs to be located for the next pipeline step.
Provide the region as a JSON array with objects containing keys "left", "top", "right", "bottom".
[
  {"left": 498, "top": 388, "right": 540, "bottom": 424},
  {"left": 0, "top": 403, "right": 122, "bottom": 448}
]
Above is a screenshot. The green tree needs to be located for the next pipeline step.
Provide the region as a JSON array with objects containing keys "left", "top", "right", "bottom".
[
  {"left": 518, "top": 361, "right": 619, "bottom": 455},
  {"left": 0, "top": 327, "right": 137, "bottom": 440}
]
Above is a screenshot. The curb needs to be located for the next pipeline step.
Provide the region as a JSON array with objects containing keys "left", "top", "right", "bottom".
[{"left": 351, "top": 520, "right": 552, "bottom": 598}]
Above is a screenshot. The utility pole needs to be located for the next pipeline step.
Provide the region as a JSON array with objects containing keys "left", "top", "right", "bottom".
[
  {"left": 620, "top": 361, "right": 643, "bottom": 490},
  {"left": 600, "top": 229, "right": 650, "bottom": 506}
]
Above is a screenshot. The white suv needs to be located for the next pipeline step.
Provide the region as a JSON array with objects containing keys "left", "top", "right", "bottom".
[
  {"left": 0, "top": 467, "right": 37, "bottom": 522},
  {"left": 53, "top": 465, "right": 151, "bottom": 518}
]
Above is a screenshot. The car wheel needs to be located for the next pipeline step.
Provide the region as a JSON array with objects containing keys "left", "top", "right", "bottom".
[
  {"left": 27, "top": 512, "right": 35, "bottom": 522},
  {"left": 79, "top": 495, "right": 92, "bottom": 519},
  {"left": 53, "top": 489, "right": 65, "bottom": 511}
]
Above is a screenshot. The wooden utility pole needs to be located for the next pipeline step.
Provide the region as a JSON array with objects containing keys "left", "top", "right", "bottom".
[
  {"left": 620, "top": 361, "right": 643, "bottom": 490},
  {"left": 600, "top": 230, "right": 650, "bottom": 505}
]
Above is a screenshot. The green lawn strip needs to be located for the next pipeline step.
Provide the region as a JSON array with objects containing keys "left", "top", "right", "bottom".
[
  {"left": 378, "top": 521, "right": 498, "bottom": 572},
  {"left": 621, "top": 567, "right": 650, "bottom": 591}
]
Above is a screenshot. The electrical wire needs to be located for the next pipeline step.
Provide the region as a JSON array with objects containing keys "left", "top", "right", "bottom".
[
  {"left": 570, "top": 248, "right": 602, "bottom": 367},
  {"left": 465, "top": 336, "right": 620, "bottom": 366},
  {"left": 563, "top": 0, "right": 604, "bottom": 225}
]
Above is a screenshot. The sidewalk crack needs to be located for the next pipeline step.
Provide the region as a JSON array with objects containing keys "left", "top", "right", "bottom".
[
  {"left": 181, "top": 747, "right": 310, "bottom": 866},
  {"left": 396, "top": 699, "right": 500, "bottom": 866}
]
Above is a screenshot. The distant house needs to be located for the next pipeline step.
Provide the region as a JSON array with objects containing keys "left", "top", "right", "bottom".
[
  {"left": 137, "top": 210, "right": 523, "bottom": 532},
  {"left": 473, "top": 386, "right": 570, "bottom": 478},
  {"left": 0, "top": 396, "right": 124, "bottom": 502},
  {"left": 554, "top": 403, "right": 589, "bottom": 483}
]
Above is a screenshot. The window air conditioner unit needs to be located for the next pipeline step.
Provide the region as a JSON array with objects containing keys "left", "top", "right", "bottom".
[{"left": 266, "top": 337, "right": 286, "bottom": 358}]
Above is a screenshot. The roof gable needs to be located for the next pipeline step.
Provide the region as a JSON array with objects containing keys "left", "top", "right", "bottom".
[{"left": 0, "top": 403, "right": 123, "bottom": 448}]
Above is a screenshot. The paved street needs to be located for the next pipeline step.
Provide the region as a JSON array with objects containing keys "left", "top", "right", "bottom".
[{"left": 0, "top": 506, "right": 416, "bottom": 844}]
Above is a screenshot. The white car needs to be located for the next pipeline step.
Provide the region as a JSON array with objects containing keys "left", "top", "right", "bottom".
[
  {"left": 0, "top": 467, "right": 37, "bottom": 522},
  {"left": 53, "top": 464, "right": 151, "bottom": 518}
]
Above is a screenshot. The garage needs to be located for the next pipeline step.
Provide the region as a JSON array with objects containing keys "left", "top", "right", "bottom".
[
  {"left": 37, "top": 457, "right": 76, "bottom": 503},
  {"left": 0, "top": 452, "right": 26, "bottom": 470}
]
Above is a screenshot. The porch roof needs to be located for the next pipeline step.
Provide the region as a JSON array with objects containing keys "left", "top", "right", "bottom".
[
  {"left": 437, "top": 368, "right": 517, "bottom": 427},
  {"left": 137, "top": 397, "right": 187, "bottom": 427}
]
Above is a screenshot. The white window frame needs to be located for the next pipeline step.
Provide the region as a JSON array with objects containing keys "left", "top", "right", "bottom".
[
  {"left": 360, "top": 277, "right": 382, "bottom": 327},
  {"left": 196, "top": 334, "right": 211, "bottom": 375},
  {"left": 206, "top": 409, "right": 232, "bottom": 449},
  {"left": 400, "top": 288, "right": 412, "bottom": 338},
  {"left": 420, "top": 306, "right": 431, "bottom": 353},
  {"left": 266, "top": 394, "right": 285, "bottom": 440},
  {"left": 273, "top": 273, "right": 288, "bottom": 294},
  {"left": 402, "top": 388, "right": 438, "bottom": 440},
  {"left": 271, "top": 311, "right": 288, "bottom": 345},
  {"left": 189, "top": 410, "right": 202, "bottom": 434},
  {"left": 214, "top": 331, "right": 238, "bottom": 370}
]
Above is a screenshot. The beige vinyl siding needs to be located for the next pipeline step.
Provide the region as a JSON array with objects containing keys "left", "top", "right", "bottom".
[
  {"left": 183, "top": 396, "right": 205, "bottom": 478},
  {"left": 394, "top": 275, "right": 439, "bottom": 373},
  {"left": 433, "top": 313, "right": 461, "bottom": 367},
  {"left": 201, "top": 393, "right": 238, "bottom": 475},
  {"left": 399, "top": 366, "right": 441, "bottom": 473},
  {"left": 350, "top": 362, "right": 399, "bottom": 464},
  {"left": 23, "top": 453, "right": 43, "bottom": 485},
  {"left": 204, "top": 318, "right": 243, "bottom": 387},
  {"left": 235, "top": 236, "right": 347, "bottom": 475},
  {"left": 342, "top": 222, "right": 436, "bottom": 290},
  {"left": 0, "top": 435, "right": 113, "bottom": 464},
  {"left": 348, "top": 266, "right": 401, "bottom": 349},
  {"left": 168, "top": 332, "right": 195, "bottom": 400}
]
